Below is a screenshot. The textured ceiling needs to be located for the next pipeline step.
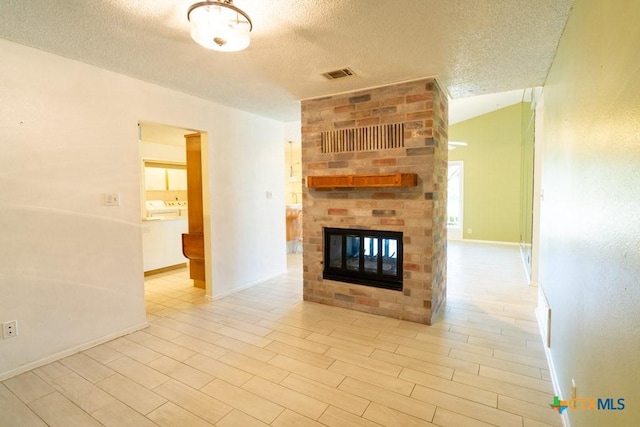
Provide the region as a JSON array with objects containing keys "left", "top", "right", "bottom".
[{"left": 0, "top": 0, "right": 573, "bottom": 122}]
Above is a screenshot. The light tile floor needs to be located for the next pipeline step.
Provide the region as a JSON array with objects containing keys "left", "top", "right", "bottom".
[{"left": 0, "top": 241, "right": 562, "bottom": 426}]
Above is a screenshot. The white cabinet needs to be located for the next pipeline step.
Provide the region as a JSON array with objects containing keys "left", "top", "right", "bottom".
[
  {"left": 144, "top": 165, "right": 187, "bottom": 191},
  {"left": 142, "top": 219, "right": 188, "bottom": 271},
  {"left": 167, "top": 168, "right": 187, "bottom": 190},
  {"left": 144, "top": 167, "right": 167, "bottom": 190}
]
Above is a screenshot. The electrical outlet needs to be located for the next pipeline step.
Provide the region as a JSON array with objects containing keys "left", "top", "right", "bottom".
[
  {"left": 571, "top": 379, "right": 577, "bottom": 398},
  {"left": 2, "top": 320, "right": 18, "bottom": 339},
  {"left": 467, "top": 228, "right": 473, "bottom": 234},
  {"left": 103, "top": 193, "right": 120, "bottom": 206}
]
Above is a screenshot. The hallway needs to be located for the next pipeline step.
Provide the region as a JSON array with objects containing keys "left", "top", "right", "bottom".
[{"left": 0, "top": 241, "right": 560, "bottom": 426}]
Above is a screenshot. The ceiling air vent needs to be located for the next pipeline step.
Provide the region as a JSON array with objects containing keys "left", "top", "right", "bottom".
[{"left": 322, "top": 68, "right": 356, "bottom": 80}]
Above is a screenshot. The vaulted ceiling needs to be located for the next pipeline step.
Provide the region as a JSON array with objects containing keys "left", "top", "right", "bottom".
[{"left": 0, "top": 0, "right": 573, "bottom": 122}]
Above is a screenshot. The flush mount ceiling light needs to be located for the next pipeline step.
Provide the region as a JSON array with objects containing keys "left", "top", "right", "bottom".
[{"left": 187, "top": 1, "right": 252, "bottom": 52}]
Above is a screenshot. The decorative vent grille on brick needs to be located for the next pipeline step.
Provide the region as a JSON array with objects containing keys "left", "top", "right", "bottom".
[{"left": 321, "top": 123, "right": 404, "bottom": 153}]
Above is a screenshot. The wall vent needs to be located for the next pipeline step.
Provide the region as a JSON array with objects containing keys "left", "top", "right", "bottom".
[
  {"left": 322, "top": 123, "right": 404, "bottom": 153},
  {"left": 322, "top": 68, "right": 356, "bottom": 80},
  {"left": 536, "top": 287, "right": 552, "bottom": 348}
]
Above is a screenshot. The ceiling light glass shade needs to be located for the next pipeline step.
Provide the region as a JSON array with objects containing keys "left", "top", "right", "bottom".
[{"left": 188, "top": 1, "right": 252, "bottom": 52}]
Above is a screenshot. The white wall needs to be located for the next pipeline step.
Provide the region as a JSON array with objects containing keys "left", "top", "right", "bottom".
[
  {"left": 539, "top": 1, "right": 640, "bottom": 426},
  {"left": 139, "top": 141, "right": 186, "bottom": 164},
  {"left": 208, "top": 109, "right": 288, "bottom": 297},
  {"left": 0, "top": 38, "right": 286, "bottom": 378},
  {"left": 284, "top": 121, "right": 301, "bottom": 144}
]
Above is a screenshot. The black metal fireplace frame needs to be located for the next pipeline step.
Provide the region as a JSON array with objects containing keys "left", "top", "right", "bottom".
[{"left": 323, "top": 227, "right": 403, "bottom": 291}]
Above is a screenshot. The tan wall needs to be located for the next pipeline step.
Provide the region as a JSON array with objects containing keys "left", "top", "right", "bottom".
[{"left": 540, "top": 1, "right": 640, "bottom": 426}]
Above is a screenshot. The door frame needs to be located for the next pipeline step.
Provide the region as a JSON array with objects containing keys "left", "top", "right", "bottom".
[{"left": 447, "top": 161, "right": 464, "bottom": 240}]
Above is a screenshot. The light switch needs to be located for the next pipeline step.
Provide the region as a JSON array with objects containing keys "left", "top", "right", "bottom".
[{"left": 266, "top": 191, "right": 273, "bottom": 199}]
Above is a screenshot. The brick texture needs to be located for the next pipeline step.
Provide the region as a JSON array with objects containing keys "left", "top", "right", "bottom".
[{"left": 301, "top": 78, "right": 448, "bottom": 325}]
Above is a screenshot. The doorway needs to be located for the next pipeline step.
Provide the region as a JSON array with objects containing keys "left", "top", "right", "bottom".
[
  {"left": 138, "top": 122, "right": 208, "bottom": 290},
  {"left": 519, "top": 100, "right": 536, "bottom": 281},
  {"left": 447, "top": 161, "right": 464, "bottom": 240},
  {"left": 285, "top": 139, "right": 303, "bottom": 274}
]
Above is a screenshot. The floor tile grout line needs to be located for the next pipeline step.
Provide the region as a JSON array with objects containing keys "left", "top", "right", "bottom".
[{"left": 0, "top": 246, "right": 561, "bottom": 427}]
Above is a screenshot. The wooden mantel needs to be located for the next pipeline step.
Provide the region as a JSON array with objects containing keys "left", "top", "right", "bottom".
[{"left": 307, "top": 173, "right": 417, "bottom": 189}]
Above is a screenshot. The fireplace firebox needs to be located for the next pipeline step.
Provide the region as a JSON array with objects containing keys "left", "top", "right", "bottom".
[{"left": 324, "top": 228, "right": 403, "bottom": 291}]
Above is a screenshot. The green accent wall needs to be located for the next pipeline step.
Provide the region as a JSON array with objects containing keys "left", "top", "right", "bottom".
[
  {"left": 449, "top": 103, "right": 532, "bottom": 242},
  {"left": 540, "top": 1, "right": 640, "bottom": 425}
]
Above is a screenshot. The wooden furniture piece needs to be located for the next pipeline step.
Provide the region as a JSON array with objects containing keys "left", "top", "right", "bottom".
[
  {"left": 182, "top": 133, "right": 205, "bottom": 289},
  {"left": 285, "top": 208, "right": 303, "bottom": 253},
  {"left": 307, "top": 173, "right": 417, "bottom": 189},
  {"left": 182, "top": 232, "right": 204, "bottom": 261},
  {"left": 286, "top": 208, "right": 301, "bottom": 242}
]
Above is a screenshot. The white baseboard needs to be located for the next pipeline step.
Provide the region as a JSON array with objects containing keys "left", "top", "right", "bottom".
[
  {"left": 519, "top": 244, "right": 533, "bottom": 285},
  {"left": 0, "top": 321, "right": 149, "bottom": 382},
  {"left": 455, "top": 238, "right": 519, "bottom": 246},
  {"left": 535, "top": 286, "right": 571, "bottom": 427},
  {"left": 205, "top": 270, "right": 288, "bottom": 301}
]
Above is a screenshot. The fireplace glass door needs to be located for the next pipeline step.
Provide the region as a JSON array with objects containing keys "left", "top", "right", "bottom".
[{"left": 324, "top": 228, "right": 403, "bottom": 291}]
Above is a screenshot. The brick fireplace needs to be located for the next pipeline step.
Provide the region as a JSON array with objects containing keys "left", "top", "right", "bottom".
[{"left": 301, "top": 78, "right": 448, "bottom": 324}]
